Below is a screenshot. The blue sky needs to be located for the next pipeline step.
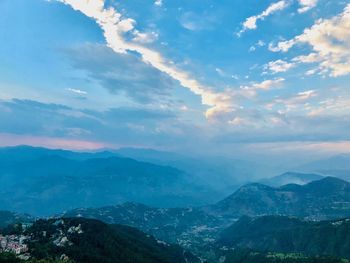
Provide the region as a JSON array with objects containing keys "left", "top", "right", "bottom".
[{"left": 0, "top": 0, "right": 350, "bottom": 162}]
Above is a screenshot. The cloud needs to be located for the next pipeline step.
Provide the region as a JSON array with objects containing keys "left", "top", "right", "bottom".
[
  {"left": 238, "top": 1, "right": 289, "bottom": 35},
  {"left": 249, "top": 40, "right": 266, "bottom": 52},
  {"left": 265, "top": 59, "right": 296, "bottom": 73},
  {"left": 63, "top": 43, "right": 175, "bottom": 103},
  {"left": 274, "top": 90, "right": 318, "bottom": 112},
  {"left": 154, "top": 0, "right": 162, "bottom": 7},
  {"left": 270, "top": 4, "right": 350, "bottom": 77},
  {"left": 0, "top": 99, "right": 184, "bottom": 148},
  {"left": 58, "top": 0, "right": 233, "bottom": 120},
  {"left": 241, "top": 78, "right": 285, "bottom": 91},
  {"left": 298, "top": 0, "right": 318, "bottom": 13},
  {"left": 205, "top": 78, "right": 285, "bottom": 123},
  {"left": 132, "top": 31, "right": 158, "bottom": 44},
  {"left": 179, "top": 11, "right": 216, "bottom": 31},
  {"left": 66, "top": 88, "right": 87, "bottom": 95}
]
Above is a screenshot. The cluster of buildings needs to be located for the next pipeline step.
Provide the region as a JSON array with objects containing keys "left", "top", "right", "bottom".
[{"left": 0, "top": 234, "right": 29, "bottom": 255}]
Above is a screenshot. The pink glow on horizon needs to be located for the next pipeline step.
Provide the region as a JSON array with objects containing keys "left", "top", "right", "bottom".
[{"left": 0, "top": 133, "right": 113, "bottom": 151}]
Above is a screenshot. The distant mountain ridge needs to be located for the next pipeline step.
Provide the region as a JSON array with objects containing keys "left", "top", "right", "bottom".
[
  {"left": 297, "top": 154, "right": 350, "bottom": 181},
  {"left": 259, "top": 172, "right": 323, "bottom": 187},
  {"left": 0, "top": 146, "right": 217, "bottom": 216},
  {"left": 115, "top": 147, "right": 277, "bottom": 192}
]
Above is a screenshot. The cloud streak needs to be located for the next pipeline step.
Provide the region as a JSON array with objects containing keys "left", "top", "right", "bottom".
[
  {"left": 66, "top": 88, "right": 87, "bottom": 95},
  {"left": 298, "top": 0, "right": 318, "bottom": 13},
  {"left": 58, "top": 0, "right": 232, "bottom": 119},
  {"left": 238, "top": 0, "right": 289, "bottom": 36}
]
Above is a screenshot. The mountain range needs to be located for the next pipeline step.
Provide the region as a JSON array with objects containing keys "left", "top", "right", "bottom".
[
  {"left": 259, "top": 172, "right": 323, "bottom": 187},
  {"left": 62, "top": 176, "right": 350, "bottom": 256},
  {"left": 0, "top": 146, "right": 221, "bottom": 215},
  {"left": 0, "top": 146, "right": 297, "bottom": 216},
  {"left": 115, "top": 147, "right": 278, "bottom": 191},
  {"left": 1, "top": 146, "right": 350, "bottom": 262}
]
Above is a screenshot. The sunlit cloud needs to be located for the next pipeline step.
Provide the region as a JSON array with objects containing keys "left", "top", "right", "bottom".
[
  {"left": 298, "top": 0, "right": 318, "bottom": 13},
  {"left": 270, "top": 4, "right": 350, "bottom": 77},
  {"left": 58, "top": 0, "right": 235, "bottom": 120},
  {"left": 265, "top": 60, "right": 296, "bottom": 74},
  {"left": 238, "top": 0, "right": 289, "bottom": 36}
]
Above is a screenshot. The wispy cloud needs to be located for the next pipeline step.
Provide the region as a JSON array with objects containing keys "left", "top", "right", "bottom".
[
  {"left": 241, "top": 78, "right": 285, "bottom": 91},
  {"left": 298, "top": 0, "right": 318, "bottom": 13},
  {"left": 238, "top": 0, "right": 289, "bottom": 36},
  {"left": 66, "top": 88, "right": 87, "bottom": 95}
]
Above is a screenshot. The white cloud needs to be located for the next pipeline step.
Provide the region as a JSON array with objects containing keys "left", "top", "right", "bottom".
[
  {"left": 249, "top": 40, "right": 266, "bottom": 52},
  {"left": 270, "top": 4, "right": 350, "bottom": 77},
  {"left": 215, "top": 68, "right": 225, "bottom": 77},
  {"left": 58, "top": 0, "right": 235, "bottom": 120},
  {"left": 305, "top": 68, "right": 317, "bottom": 75},
  {"left": 154, "top": 0, "right": 162, "bottom": 7},
  {"left": 242, "top": 78, "right": 285, "bottom": 91},
  {"left": 292, "top": 53, "right": 320, "bottom": 63},
  {"left": 274, "top": 90, "right": 317, "bottom": 111},
  {"left": 249, "top": 46, "right": 256, "bottom": 52},
  {"left": 298, "top": 0, "right": 318, "bottom": 13},
  {"left": 238, "top": 1, "right": 289, "bottom": 35},
  {"left": 66, "top": 88, "right": 87, "bottom": 95},
  {"left": 132, "top": 31, "right": 158, "bottom": 44},
  {"left": 266, "top": 59, "right": 295, "bottom": 73}
]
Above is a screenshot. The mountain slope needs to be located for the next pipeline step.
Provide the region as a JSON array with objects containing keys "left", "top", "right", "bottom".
[
  {"left": 12, "top": 218, "right": 201, "bottom": 263},
  {"left": 0, "top": 211, "right": 33, "bottom": 229},
  {"left": 219, "top": 215, "right": 350, "bottom": 259},
  {"left": 62, "top": 202, "right": 223, "bottom": 250},
  {"left": 210, "top": 176, "right": 350, "bottom": 220}
]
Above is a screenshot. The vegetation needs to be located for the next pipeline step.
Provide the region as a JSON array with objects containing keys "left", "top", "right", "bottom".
[
  {"left": 219, "top": 215, "right": 350, "bottom": 259},
  {"left": 25, "top": 218, "right": 200, "bottom": 263},
  {"left": 224, "top": 249, "right": 349, "bottom": 263}
]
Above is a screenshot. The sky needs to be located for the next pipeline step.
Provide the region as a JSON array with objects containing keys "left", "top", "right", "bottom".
[{"left": 0, "top": 0, "right": 350, "bottom": 163}]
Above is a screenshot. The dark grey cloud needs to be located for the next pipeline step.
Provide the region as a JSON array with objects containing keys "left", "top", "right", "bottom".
[
  {"left": 0, "top": 100, "right": 70, "bottom": 136},
  {"left": 0, "top": 99, "right": 194, "bottom": 147},
  {"left": 62, "top": 43, "right": 176, "bottom": 103}
]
